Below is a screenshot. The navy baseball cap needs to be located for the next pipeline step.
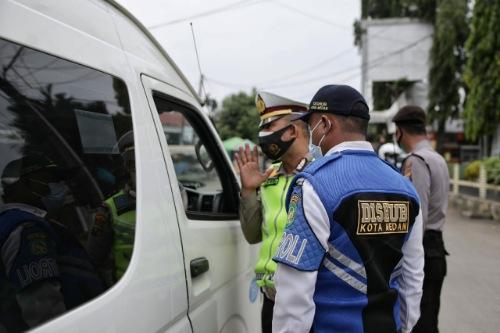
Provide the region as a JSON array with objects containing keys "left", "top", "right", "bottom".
[{"left": 300, "top": 85, "right": 370, "bottom": 121}]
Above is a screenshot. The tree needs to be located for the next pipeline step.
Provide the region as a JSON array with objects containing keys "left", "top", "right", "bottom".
[
  {"left": 361, "top": 0, "right": 436, "bottom": 20},
  {"left": 215, "top": 90, "right": 260, "bottom": 143},
  {"left": 463, "top": 0, "right": 500, "bottom": 156},
  {"left": 427, "top": 0, "right": 469, "bottom": 153}
]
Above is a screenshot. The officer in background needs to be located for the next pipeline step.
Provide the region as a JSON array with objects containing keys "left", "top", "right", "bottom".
[
  {"left": 393, "top": 105, "right": 449, "bottom": 333},
  {"left": 272, "top": 85, "right": 424, "bottom": 333},
  {"left": 234, "top": 91, "right": 312, "bottom": 333},
  {"left": 87, "top": 131, "right": 136, "bottom": 285},
  {"left": 0, "top": 156, "right": 105, "bottom": 332}
]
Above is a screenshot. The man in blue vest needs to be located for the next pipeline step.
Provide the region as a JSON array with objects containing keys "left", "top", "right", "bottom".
[
  {"left": 272, "top": 85, "right": 424, "bottom": 333},
  {"left": 0, "top": 155, "right": 105, "bottom": 332}
]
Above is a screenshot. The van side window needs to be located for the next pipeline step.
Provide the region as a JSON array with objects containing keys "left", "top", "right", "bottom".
[
  {"left": 0, "top": 38, "right": 135, "bottom": 331},
  {"left": 153, "top": 95, "right": 239, "bottom": 220}
]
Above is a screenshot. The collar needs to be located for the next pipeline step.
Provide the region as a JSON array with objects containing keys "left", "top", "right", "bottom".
[
  {"left": 0, "top": 203, "right": 47, "bottom": 218},
  {"left": 325, "top": 141, "right": 374, "bottom": 156},
  {"left": 413, "top": 139, "right": 431, "bottom": 152}
]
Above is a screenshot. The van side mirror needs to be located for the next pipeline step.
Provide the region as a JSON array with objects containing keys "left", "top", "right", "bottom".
[{"left": 194, "top": 140, "right": 214, "bottom": 172}]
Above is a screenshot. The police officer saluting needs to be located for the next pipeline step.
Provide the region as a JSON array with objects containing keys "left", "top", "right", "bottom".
[
  {"left": 393, "top": 106, "right": 449, "bottom": 333},
  {"left": 272, "top": 85, "right": 424, "bottom": 333},
  {"left": 235, "top": 91, "right": 312, "bottom": 333}
]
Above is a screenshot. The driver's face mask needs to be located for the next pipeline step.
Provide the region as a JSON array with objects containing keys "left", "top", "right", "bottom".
[{"left": 258, "top": 124, "right": 295, "bottom": 161}]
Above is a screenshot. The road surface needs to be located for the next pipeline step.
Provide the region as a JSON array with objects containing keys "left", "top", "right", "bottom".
[{"left": 440, "top": 206, "right": 500, "bottom": 333}]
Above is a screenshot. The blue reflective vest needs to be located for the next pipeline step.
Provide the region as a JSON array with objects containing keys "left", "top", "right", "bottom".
[{"left": 274, "top": 150, "right": 420, "bottom": 333}]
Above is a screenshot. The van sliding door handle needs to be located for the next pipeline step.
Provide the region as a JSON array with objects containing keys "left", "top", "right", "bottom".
[{"left": 190, "top": 257, "right": 209, "bottom": 278}]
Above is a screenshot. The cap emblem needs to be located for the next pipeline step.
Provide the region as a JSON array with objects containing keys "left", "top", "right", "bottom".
[{"left": 310, "top": 101, "right": 328, "bottom": 111}]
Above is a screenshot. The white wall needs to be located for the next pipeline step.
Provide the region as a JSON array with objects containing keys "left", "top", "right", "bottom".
[{"left": 361, "top": 18, "right": 434, "bottom": 111}]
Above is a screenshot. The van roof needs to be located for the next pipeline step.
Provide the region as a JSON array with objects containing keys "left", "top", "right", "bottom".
[{"left": 106, "top": 0, "right": 203, "bottom": 105}]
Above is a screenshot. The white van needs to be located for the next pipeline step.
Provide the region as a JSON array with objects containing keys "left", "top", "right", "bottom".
[{"left": 0, "top": 0, "right": 260, "bottom": 332}]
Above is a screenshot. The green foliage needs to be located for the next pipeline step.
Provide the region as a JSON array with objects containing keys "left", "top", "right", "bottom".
[
  {"left": 215, "top": 90, "right": 259, "bottom": 143},
  {"left": 463, "top": 157, "right": 500, "bottom": 184},
  {"left": 427, "top": 0, "right": 469, "bottom": 152},
  {"left": 463, "top": 0, "right": 500, "bottom": 144},
  {"left": 484, "top": 157, "right": 500, "bottom": 185},
  {"left": 464, "top": 160, "right": 481, "bottom": 180},
  {"left": 361, "top": 0, "right": 436, "bottom": 20},
  {"left": 355, "top": 0, "right": 437, "bottom": 47},
  {"left": 372, "top": 79, "right": 415, "bottom": 110}
]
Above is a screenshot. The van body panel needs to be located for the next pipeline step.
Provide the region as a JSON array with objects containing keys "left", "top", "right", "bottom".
[
  {"left": 1, "top": 0, "right": 128, "bottom": 80},
  {"left": 109, "top": 9, "right": 194, "bottom": 98}
]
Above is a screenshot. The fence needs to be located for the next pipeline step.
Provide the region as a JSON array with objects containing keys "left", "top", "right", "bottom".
[
  {"left": 450, "top": 164, "right": 500, "bottom": 200},
  {"left": 449, "top": 164, "right": 500, "bottom": 220}
]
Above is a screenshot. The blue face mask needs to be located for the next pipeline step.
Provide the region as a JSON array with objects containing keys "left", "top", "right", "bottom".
[
  {"left": 308, "top": 119, "right": 329, "bottom": 159},
  {"left": 309, "top": 142, "right": 323, "bottom": 160},
  {"left": 41, "top": 182, "right": 69, "bottom": 214}
]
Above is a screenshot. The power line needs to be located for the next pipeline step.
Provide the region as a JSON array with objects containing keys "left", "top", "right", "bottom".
[
  {"left": 204, "top": 22, "right": 416, "bottom": 89},
  {"left": 260, "top": 34, "right": 432, "bottom": 89},
  {"left": 206, "top": 46, "right": 356, "bottom": 88},
  {"left": 256, "top": 47, "right": 356, "bottom": 85},
  {"left": 207, "top": 34, "right": 432, "bottom": 92},
  {"left": 270, "top": 1, "right": 408, "bottom": 44},
  {"left": 147, "top": 0, "right": 266, "bottom": 29},
  {"left": 270, "top": 0, "right": 349, "bottom": 30}
]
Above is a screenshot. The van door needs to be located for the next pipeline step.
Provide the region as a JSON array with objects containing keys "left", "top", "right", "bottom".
[
  {"left": 0, "top": 36, "right": 190, "bottom": 333},
  {"left": 140, "top": 75, "right": 261, "bottom": 333}
]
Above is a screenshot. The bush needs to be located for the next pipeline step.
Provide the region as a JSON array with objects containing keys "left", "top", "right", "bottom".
[
  {"left": 464, "top": 160, "right": 481, "bottom": 181},
  {"left": 484, "top": 157, "right": 500, "bottom": 185}
]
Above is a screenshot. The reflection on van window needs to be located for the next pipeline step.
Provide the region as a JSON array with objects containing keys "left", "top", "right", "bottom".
[
  {"left": 0, "top": 38, "right": 135, "bottom": 331},
  {"left": 155, "top": 102, "right": 224, "bottom": 214}
]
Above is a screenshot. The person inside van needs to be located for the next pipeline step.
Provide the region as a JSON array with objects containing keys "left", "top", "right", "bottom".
[
  {"left": 0, "top": 155, "right": 106, "bottom": 332},
  {"left": 87, "top": 131, "right": 136, "bottom": 286}
]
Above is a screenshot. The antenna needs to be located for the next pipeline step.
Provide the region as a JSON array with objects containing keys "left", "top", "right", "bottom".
[{"left": 190, "top": 22, "right": 208, "bottom": 105}]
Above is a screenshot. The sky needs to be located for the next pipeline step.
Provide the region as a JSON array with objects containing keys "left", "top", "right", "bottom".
[{"left": 117, "top": 0, "right": 361, "bottom": 105}]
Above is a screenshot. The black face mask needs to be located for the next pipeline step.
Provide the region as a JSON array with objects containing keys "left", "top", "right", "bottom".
[
  {"left": 396, "top": 131, "right": 403, "bottom": 148},
  {"left": 258, "top": 124, "right": 296, "bottom": 161}
]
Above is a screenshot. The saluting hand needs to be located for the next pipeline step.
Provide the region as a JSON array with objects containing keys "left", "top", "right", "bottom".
[{"left": 234, "top": 144, "right": 274, "bottom": 198}]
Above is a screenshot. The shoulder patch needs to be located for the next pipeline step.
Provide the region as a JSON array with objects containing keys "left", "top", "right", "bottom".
[
  {"left": 286, "top": 192, "right": 301, "bottom": 227},
  {"left": 402, "top": 158, "right": 413, "bottom": 180}
]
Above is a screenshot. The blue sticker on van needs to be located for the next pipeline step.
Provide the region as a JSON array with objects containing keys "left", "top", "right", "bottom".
[{"left": 249, "top": 278, "right": 259, "bottom": 303}]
